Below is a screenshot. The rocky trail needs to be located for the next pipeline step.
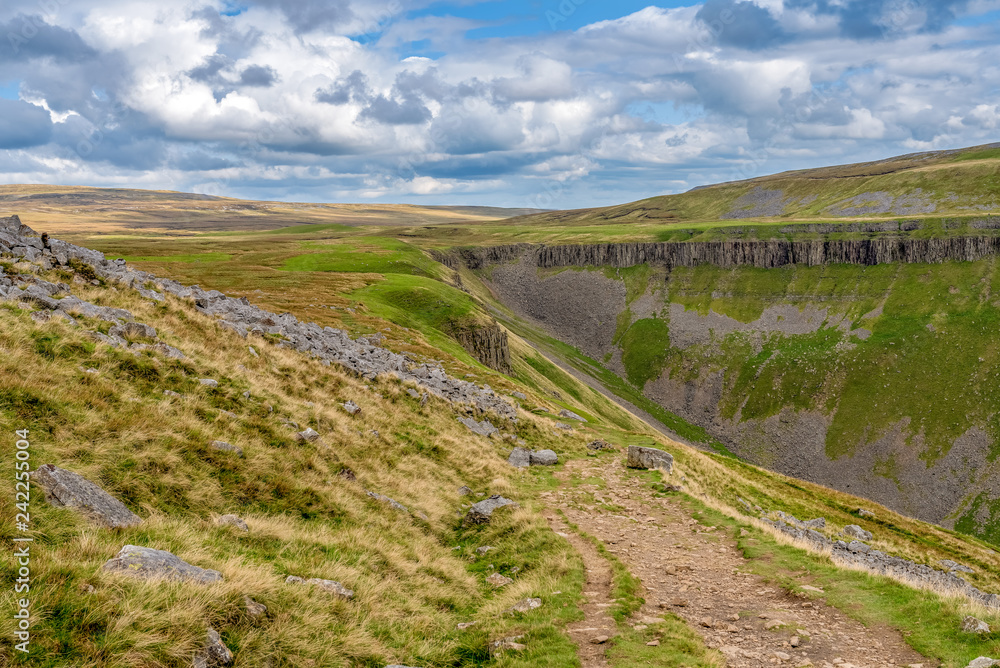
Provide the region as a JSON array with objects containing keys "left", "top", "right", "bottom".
[{"left": 544, "top": 457, "right": 933, "bottom": 668}]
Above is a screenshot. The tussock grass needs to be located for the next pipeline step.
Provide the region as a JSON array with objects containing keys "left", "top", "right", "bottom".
[{"left": 0, "top": 264, "right": 590, "bottom": 667}]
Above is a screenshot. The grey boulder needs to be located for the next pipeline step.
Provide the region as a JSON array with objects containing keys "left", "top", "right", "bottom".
[
  {"left": 459, "top": 416, "right": 498, "bottom": 437},
  {"left": 963, "top": 616, "right": 991, "bottom": 634},
  {"left": 626, "top": 446, "right": 674, "bottom": 474},
  {"left": 102, "top": 545, "right": 223, "bottom": 584},
  {"left": 530, "top": 449, "right": 558, "bottom": 466},
  {"left": 507, "top": 447, "right": 532, "bottom": 468},
  {"left": 843, "top": 524, "right": 872, "bottom": 541},
  {"left": 967, "top": 659, "right": 1000, "bottom": 668},
  {"left": 33, "top": 464, "right": 142, "bottom": 529},
  {"left": 558, "top": 409, "right": 586, "bottom": 422},
  {"left": 464, "top": 495, "right": 518, "bottom": 525}
]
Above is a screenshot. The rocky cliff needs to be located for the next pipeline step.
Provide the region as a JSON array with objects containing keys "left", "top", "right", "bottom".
[
  {"left": 464, "top": 238, "right": 1000, "bottom": 541},
  {"left": 452, "top": 235, "right": 1000, "bottom": 272}
]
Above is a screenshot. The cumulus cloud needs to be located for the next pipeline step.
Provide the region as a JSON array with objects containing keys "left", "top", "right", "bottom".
[{"left": 0, "top": 0, "right": 998, "bottom": 207}]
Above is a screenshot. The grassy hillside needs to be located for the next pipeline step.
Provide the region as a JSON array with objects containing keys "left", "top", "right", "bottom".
[{"left": 0, "top": 185, "right": 540, "bottom": 235}]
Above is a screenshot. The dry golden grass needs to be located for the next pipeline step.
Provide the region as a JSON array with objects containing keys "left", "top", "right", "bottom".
[{"left": 0, "top": 261, "right": 590, "bottom": 667}]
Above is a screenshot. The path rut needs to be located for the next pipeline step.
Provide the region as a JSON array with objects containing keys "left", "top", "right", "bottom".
[{"left": 546, "top": 456, "right": 934, "bottom": 668}]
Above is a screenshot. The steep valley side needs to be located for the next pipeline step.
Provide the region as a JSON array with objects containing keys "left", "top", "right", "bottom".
[{"left": 469, "top": 242, "right": 1000, "bottom": 542}]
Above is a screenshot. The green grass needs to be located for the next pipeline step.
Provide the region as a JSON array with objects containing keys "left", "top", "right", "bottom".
[
  {"left": 281, "top": 236, "right": 442, "bottom": 277},
  {"left": 672, "top": 494, "right": 1000, "bottom": 667},
  {"left": 121, "top": 252, "right": 232, "bottom": 263}
]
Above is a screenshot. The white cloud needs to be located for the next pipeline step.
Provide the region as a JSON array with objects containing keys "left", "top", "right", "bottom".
[{"left": 1, "top": 0, "right": 999, "bottom": 206}]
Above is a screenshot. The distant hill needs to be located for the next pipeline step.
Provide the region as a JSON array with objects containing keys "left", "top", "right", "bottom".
[
  {"left": 0, "top": 185, "right": 544, "bottom": 234},
  {"left": 503, "top": 142, "right": 1000, "bottom": 228}
]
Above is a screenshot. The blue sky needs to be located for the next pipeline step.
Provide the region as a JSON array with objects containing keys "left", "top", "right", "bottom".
[{"left": 1, "top": 0, "right": 1000, "bottom": 208}]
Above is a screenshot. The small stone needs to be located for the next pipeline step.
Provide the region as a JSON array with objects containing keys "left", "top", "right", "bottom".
[
  {"left": 558, "top": 409, "right": 586, "bottom": 422},
  {"left": 764, "top": 619, "right": 784, "bottom": 630},
  {"left": 789, "top": 635, "right": 801, "bottom": 647},
  {"left": 194, "top": 628, "right": 233, "bottom": 667},
  {"left": 491, "top": 636, "right": 526, "bottom": 652},
  {"left": 590, "top": 636, "right": 610, "bottom": 644},
  {"left": 164, "top": 390, "right": 181, "bottom": 397},
  {"left": 699, "top": 616, "right": 713, "bottom": 627},
  {"left": 646, "top": 640, "right": 660, "bottom": 647},
  {"left": 507, "top": 597, "right": 542, "bottom": 613},
  {"left": 217, "top": 514, "right": 249, "bottom": 532},
  {"left": 458, "top": 486, "right": 472, "bottom": 496},
  {"left": 457, "top": 621, "right": 477, "bottom": 630},
  {"left": 294, "top": 577, "right": 354, "bottom": 600},
  {"left": 294, "top": 428, "right": 320, "bottom": 442},
  {"left": 476, "top": 546, "right": 494, "bottom": 555},
  {"left": 210, "top": 441, "right": 244, "bottom": 457},
  {"left": 464, "top": 495, "right": 517, "bottom": 526},
  {"left": 199, "top": 378, "right": 219, "bottom": 388},
  {"left": 248, "top": 346, "right": 258, "bottom": 357},
  {"left": 963, "top": 616, "right": 991, "bottom": 634},
  {"left": 341, "top": 400, "right": 361, "bottom": 416},
  {"left": 244, "top": 596, "right": 267, "bottom": 618},
  {"left": 774, "top": 651, "right": 791, "bottom": 661},
  {"left": 486, "top": 573, "right": 513, "bottom": 587},
  {"left": 843, "top": 524, "right": 872, "bottom": 541}
]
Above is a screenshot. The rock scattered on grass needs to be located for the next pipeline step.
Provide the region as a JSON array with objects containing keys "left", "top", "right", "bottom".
[
  {"left": 491, "top": 636, "right": 526, "bottom": 652},
  {"left": 33, "top": 464, "right": 142, "bottom": 529},
  {"left": 341, "top": 400, "right": 361, "bottom": 416},
  {"left": 367, "top": 490, "right": 408, "bottom": 512},
  {"left": 244, "top": 597, "right": 267, "bottom": 618},
  {"left": 459, "top": 416, "right": 498, "bottom": 437},
  {"left": 558, "top": 409, "right": 586, "bottom": 422},
  {"left": 530, "top": 449, "right": 558, "bottom": 466},
  {"left": 192, "top": 628, "right": 233, "bottom": 668},
  {"left": 217, "top": 514, "right": 249, "bottom": 532},
  {"left": 843, "top": 524, "right": 872, "bottom": 541},
  {"left": 967, "top": 659, "right": 1000, "bottom": 668},
  {"left": 458, "top": 485, "right": 472, "bottom": 496},
  {"left": 102, "top": 545, "right": 223, "bottom": 584},
  {"left": 626, "top": 446, "right": 674, "bottom": 474},
  {"left": 507, "top": 447, "right": 531, "bottom": 468},
  {"left": 963, "top": 616, "right": 991, "bottom": 634},
  {"left": 507, "top": 598, "right": 542, "bottom": 613},
  {"left": 199, "top": 378, "right": 219, "bottom": 388},
  {"left": 486, "top": 573, "right": 513, "bottom": 587},
  {"left": 294, "top": 428, "right": 320, "bottom": 442},
  {"left": 464, "top": 495, "right": 517, "bottom": 526},
  {"left": 555, "top": 422, "right": 573, "bottom": 430},
  {"left": 587, "top": 439, "right": 615, "bottom": 451},
  {"left": 475, "top": 546, "right": 494, "bottom": 555},
  {"left": 941, "top": 559, "right": 975, "bottom": 574},
  {"left": 210, "top": 441, "right": 244, "bottom": 457}
]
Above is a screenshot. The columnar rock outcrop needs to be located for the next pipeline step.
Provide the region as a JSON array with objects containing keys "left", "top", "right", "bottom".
[{"left": 448, "top": 235, "right": 1000, "bottom": 272}]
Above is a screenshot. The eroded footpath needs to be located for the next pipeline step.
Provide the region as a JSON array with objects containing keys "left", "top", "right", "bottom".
[{"left": 545, "top": 457, "right": 933, "bottom": 668}]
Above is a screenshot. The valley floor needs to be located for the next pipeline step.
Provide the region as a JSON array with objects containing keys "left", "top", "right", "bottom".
[{"left": 546, "top": 457, "right": 932, "bottom": 668}]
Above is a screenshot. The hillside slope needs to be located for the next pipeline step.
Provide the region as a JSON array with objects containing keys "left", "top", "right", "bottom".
[
  {"left": 5, "top": 211, "right": 1000, "bottom": 667},
  {"left": 495, "top": 143, "right": 1000, "bottom": 230}
]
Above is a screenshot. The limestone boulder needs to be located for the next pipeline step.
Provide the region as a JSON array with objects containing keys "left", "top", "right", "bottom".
[
  {"left": 626, "top": 446, "right": 674, "bottom": 474},
  {"left": 102, "top": 545, "right": 223, "bottom": 584},
  {"left": 33, "top": 464, "right": 142, "bottom": 529},
  {"left": 464, "top": 495, "right": 517, "bottom": 526}
]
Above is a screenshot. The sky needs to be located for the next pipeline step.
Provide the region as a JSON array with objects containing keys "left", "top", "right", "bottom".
[{"left": 1, "top": 0, "right": 1000, "bottom": 209}]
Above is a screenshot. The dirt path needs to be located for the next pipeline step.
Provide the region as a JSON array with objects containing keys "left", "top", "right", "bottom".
[
  {"left": 545, "top": 457, "right": 934, "bottom": 668},
  {"left": 545, "top": 513, "right": 615, "bottom": 667}
]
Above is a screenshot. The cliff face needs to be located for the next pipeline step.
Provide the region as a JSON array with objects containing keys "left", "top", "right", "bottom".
[
  {"left": 451, "top": 322, "right": 512, "bottom": 375},
  {"left": 457, "top": 235, "right": 1000, "bottom": 271},
  {"left": 468, "top": 240, "right": 1000, "bottom": 539}
]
